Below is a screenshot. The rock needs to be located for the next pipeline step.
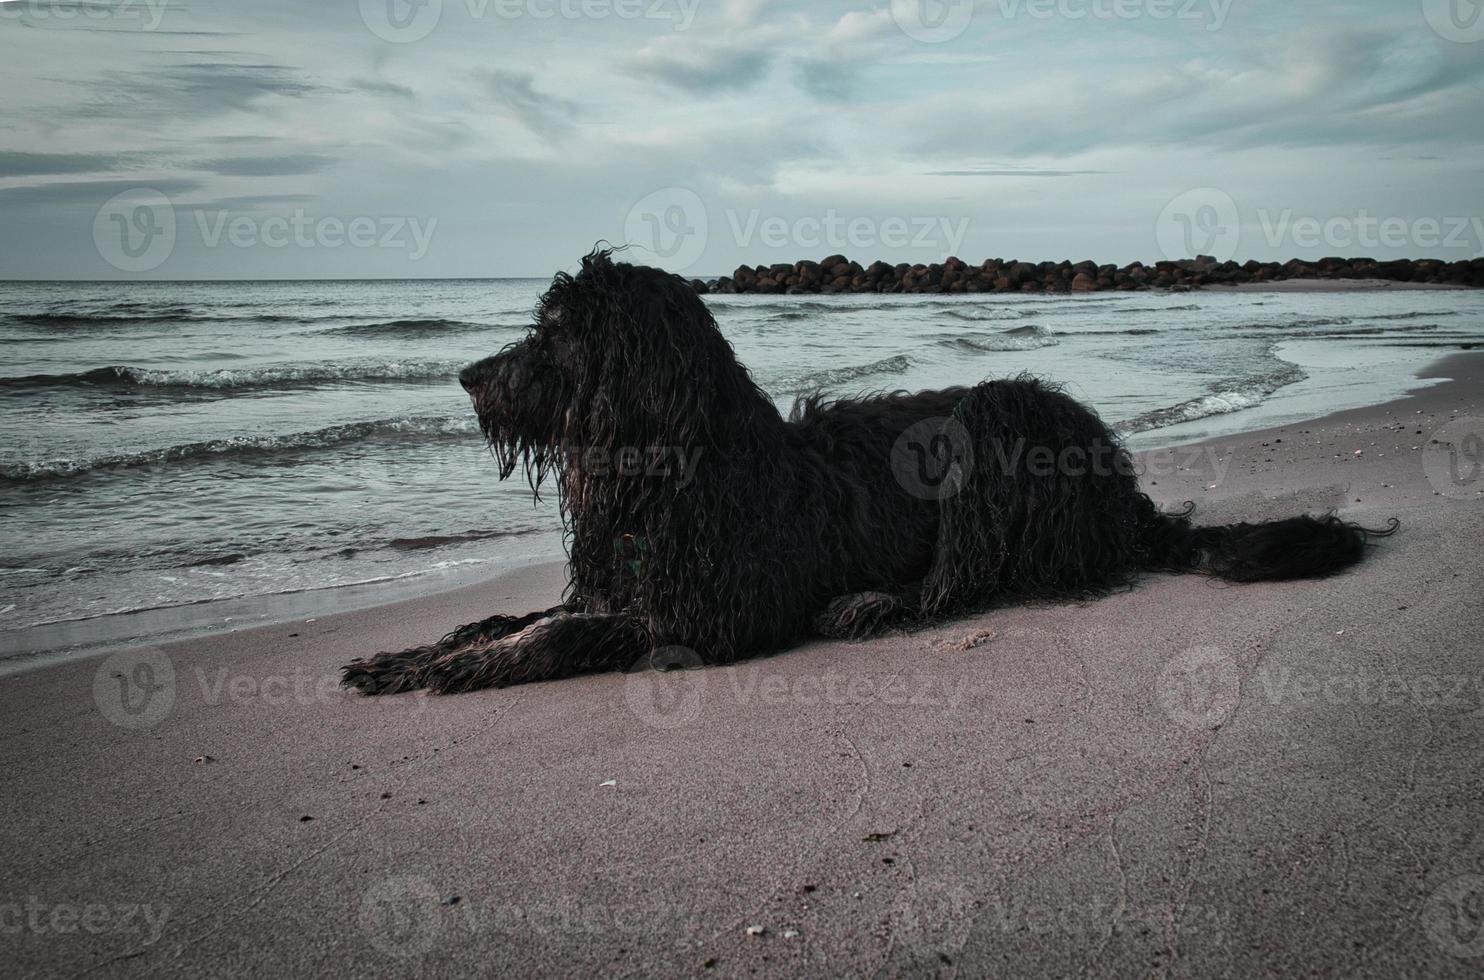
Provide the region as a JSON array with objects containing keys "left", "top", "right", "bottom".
[{"left": 690, "top": 255, "right": 1477, "bottom": 296}]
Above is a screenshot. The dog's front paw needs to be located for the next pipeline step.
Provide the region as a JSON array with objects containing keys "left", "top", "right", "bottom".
[{"left": 813, "top": 591, "right": 906, "bottom": 640}]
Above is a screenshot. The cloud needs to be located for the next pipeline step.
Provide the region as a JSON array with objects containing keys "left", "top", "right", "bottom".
[
  {"left": 796, "top": 59, "right": 856, "bottom": 101},
  {"left": 927, "top": 169, "right": 1111, "bottom": 177},
  {"left": 197, "top": 193, "right": 321, "bottom": 210},
  {"left": 723, "top": 0, "right": 774, "bottom": 26},
  {"left": 348, "top": 76, "right": 417, "bottom": 101},
  {"left": 1, "top": 0, "right": 1480, "bottom": 277},
  {"left": 194, "top": 154, "right": 333, "bottom": 176},
  {"left": 898, "top": 28, "right": 1484, "bottom": 158},
  {"left": 0, "top": 151, "right": 144, "bottom": 177},
  {"left": 628, "top": 41, "right": 772, "bottom": 93},
  {"left": 482, "top": 70, "right": 578, "bottom": 141},
  {"left": 0, "top": 178, "right": 202, "bottom": 206},
  {"left": 61, "top": 62, "right": 323, "bottom": 119}
]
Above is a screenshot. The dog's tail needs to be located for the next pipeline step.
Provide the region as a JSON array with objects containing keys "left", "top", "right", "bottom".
[{"left": 1138, "top": 499, "right": 1398, "bottom": 582}]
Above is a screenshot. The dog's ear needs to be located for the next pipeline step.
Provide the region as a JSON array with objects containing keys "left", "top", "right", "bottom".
[{"left": 546, "top": 249, "right": 781, "bottom": 448}]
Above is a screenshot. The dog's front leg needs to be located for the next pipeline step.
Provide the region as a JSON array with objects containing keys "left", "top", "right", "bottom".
[
  {"left": 341, "top": 606, "right": 567, "bottom": 695},
  {"left": 418, "top": 612, "right": 652, "bottom": 694}
]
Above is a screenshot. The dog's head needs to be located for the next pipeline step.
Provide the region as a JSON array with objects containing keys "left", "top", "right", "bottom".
[{"left": 460, "top": 249, "right": 777, "bottom": 485}]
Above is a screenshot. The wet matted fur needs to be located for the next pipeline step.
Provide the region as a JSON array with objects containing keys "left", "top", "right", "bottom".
[{"left": 343, "top": 249, "right": 1395, "bottom": 695}]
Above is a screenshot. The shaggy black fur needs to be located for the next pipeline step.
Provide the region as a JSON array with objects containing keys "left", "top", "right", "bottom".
[{"left": 342, "top": 249, "right": 1397, "bottom": 695}]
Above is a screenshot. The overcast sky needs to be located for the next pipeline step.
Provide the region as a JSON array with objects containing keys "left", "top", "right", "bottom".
[{"left": 1, "top": 0, "right": 1482, "bottom": 279}]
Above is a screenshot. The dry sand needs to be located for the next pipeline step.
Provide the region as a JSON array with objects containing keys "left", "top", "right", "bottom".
[{"left": 3, "top": 355, "right": 1483, "bottom": 979}]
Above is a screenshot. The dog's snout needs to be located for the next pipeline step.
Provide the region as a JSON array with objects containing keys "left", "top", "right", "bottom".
[{"left": 459, "top": 361, "right": 488, "bottom": 393}]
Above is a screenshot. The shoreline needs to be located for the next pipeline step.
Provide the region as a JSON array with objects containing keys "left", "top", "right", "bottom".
[
  {"left": 4, "top": 350, "right": 1481, "bottom": 673},
  {"left": 1207, "top": 278, "right": 1473, "bottom": 293},
  {"left": 3, "top": 355, "right": 1480, "bottom": 977}
]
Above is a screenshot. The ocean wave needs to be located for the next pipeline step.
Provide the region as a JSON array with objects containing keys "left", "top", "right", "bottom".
[
  {"left": 1118, "top": 359, "right": 1309, "bottom": 435},
  {"left": 3, "top": 309, "right": 321, "bottom": 327},
  {"left": 1360, "top": 311, "right": 1459, "bottom": 322},
  {"left": 0, "top": 359, "right": 464, "bottom": 393},
  {"left": 4, "top": 307, "right": 523, "bottom": 329},
  {"left": 777, "top": 354, "right": 913, "bottom": 393},
  {"left": 1237, "top": 317, "right": 1354, "bottom": 330},
  {"left": 1063, "top": 328, "right": 1163, "bottom": 336},
  {"left": 1, "top": 415, "right": 482, "bottom": 482},
  {"left": 938, "top": 308, "right": 1027, "bottom": 323},
  {"left": 717, "top": 299, "right": 899, "bottom": 315},
  {"left": 1101, "top": 304, "right": 1202, "bottom": 314},
  {"left": 933, "top": 325, "right": 1060, "bottom": 353},
  {"left": 8, "top": 308, "right": 203, "bottom": 325},
  {"left": 1231, "top": 323, "right": 1445, "bottom": 341},
  {"left": 324, "top": 318, "right": 518, "bottom": 339}
]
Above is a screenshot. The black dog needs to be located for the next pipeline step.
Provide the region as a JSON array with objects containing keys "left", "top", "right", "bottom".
[{"left": 343, "top": 250, "right": 1392, "bottom": 695}]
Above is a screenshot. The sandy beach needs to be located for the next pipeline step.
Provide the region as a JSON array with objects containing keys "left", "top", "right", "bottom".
[{"left": 3, "top": 354, "right": 1482, "bottom": 979}]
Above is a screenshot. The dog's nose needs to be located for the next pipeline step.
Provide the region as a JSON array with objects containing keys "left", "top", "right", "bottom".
[{"left": 459, "top": 363, "right": 482, "bottom": 392}]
